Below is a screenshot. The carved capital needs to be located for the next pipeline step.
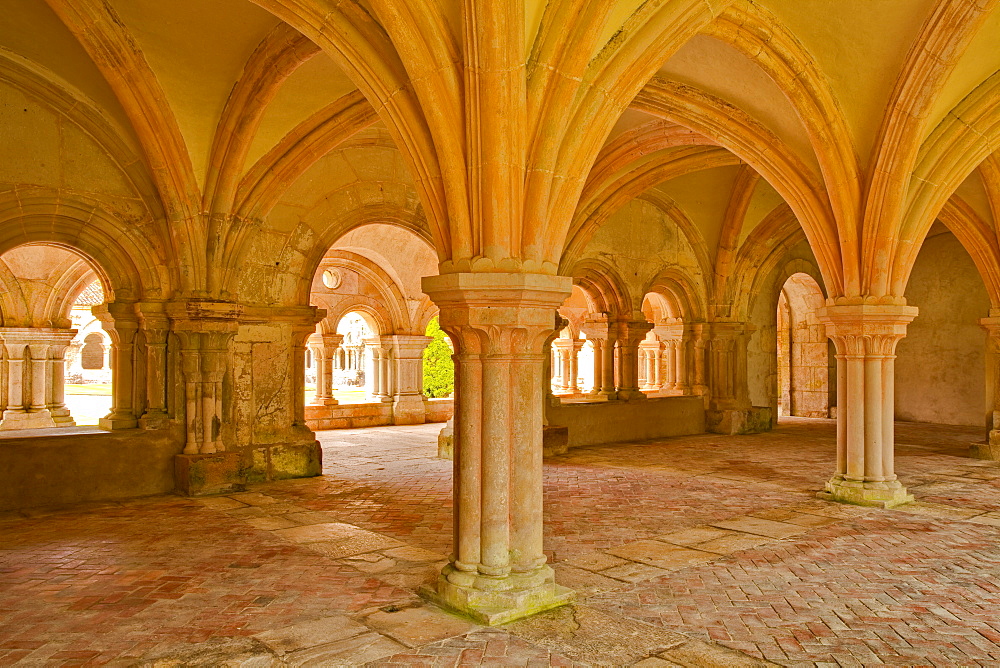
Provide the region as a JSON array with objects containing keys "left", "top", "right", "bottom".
[
  {"left": 422, "top": 273, "right": 573, "bottom": 358},
  {"left": 818, "top": 304, "right": 918, "bottom": 358}
]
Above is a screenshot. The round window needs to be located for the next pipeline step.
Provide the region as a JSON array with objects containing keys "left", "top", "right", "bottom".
[{"left": 322, "top": 269, "right": 341, "bottom": 289}]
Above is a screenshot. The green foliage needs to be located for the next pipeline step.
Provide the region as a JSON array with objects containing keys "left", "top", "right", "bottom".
[{"left": 423, "top": 316, "right": 455, "bottom": 398}]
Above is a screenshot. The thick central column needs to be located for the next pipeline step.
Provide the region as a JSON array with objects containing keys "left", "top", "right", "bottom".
[
  {"left": 817, "top": 303, "right": 917, "bottom": 508},
  {"left": 421, "top": 272, "right": 574, "bottom": 625}
]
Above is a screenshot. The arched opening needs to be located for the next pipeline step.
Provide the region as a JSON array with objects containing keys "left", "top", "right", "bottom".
[
  {"left": 640, "top": 290, "right": 690, "bottom": 397},
  {"left": 422, "top": 315, "right": 454, "bottom": 399},
  {"left": 336, "top": 311, "right": 377, "bottom": 401},
  {"left": 303, "top": 222, "right": 451, "bottom": 428},
  {"left": 0, "top": 245, "right": 112, "bottom": 429},
  {"left": 776, "top": 272, "right": 830, "bottom": 418}
]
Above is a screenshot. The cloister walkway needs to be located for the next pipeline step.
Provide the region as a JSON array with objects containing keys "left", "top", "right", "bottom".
[{"left": 1, "top": 419, "right": 999, "bottom": 665}]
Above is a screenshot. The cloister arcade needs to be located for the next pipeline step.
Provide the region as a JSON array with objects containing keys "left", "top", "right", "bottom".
[{"left": 2, "top": 0, "right": 1000, "bottom": 640}]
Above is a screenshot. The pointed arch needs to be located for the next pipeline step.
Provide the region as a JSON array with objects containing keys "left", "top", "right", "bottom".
[
  {"left": 44, "top": 0, "right": 204, "bottom": 292},
  {"left": 894, "top": 72, "right": 1000, "bottom": 296},
  {"left": 713, "top": 166, "right": 761, "bottom": 305},
  {"left": 936, "top": 196, "right": 1000, "bottom": 308},
  {"left": 863, "top": 0, "right": 999, "bottom": 297},
  {"left": 632, "top": 78, "right": 843, "bottom": 298},
  {"left": 562, "top": 145, "right": 737, "bottom": 271},
  {"left": 246, "top": 0, "right": 452, "bottom": 261}
]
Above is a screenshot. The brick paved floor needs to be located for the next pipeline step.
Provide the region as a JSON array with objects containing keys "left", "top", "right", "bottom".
[{"left": 1, "top": 417, "right": 998, "bottom": 666}]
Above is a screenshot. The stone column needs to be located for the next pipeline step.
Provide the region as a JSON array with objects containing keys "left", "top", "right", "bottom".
[
  {"left": 366, "top": 338, "right": 394, "bottom": 403},
  {"left": 582, "top": 317, "right": 617, "bottom": 399},
  {"left": 615, "top": 319, "right": 653, "bottom": 400},
  {"left": 817, "top": 303, "right": 918, "bottom": 508},
  {"left": 318, "top": 334, "right": 342, "bottom": 406},
  {"left": 0, "top": 329, "right": 78, "bottom": 430},
  {"left": 367, "top": 344, "right": 382, "bottom": 398},
  {"left": 639, "top": 339, "right": 661, "bottom": 391},
  {"left": 551, "top": 339, "right": 575, "bottom": 394},
  {"left": 138, "top": 303, "right": 169, "bottom": 430},
  {"left": 705, "top": 322, "right": 770, "bottom": 434},
  {"left": 44, "top": 332, "right": 78, "bottom": 427},
  {"left": 690, "top": 323, "right": 709, "bottom": 400},
  {"left": 388, "top": 334, "right": 432, "bottom": 424},
  {"left": 94, "top": 303, "right": 139, "bottom": 430},
  {"left": 675, "top": 331, "right": 691, "bottom": 394},
  {"left": 588, "top": 338, "right": 604, "bottom": 395},
  {"left": 567, "top": 340, "right": 580, "bottom": 394},
  {"left": 421, "top": 272, "right": 574, "bottom": 625},
  {"left": 167, "top": 301, "right": 241, "bottom": 454}
]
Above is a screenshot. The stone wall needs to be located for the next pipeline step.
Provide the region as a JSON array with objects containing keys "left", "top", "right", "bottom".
[
  {"left": 545, "top": 396, "right": 705, "bottom": 448},
  {"left": 0, "top": 426, "right": 184, "bottom": 511},
  {"left": 305, "top": 398, "right": 452, "bottom": 430},
  {"left": 897, "top": 230, "right": 990, "bottom": 427}
]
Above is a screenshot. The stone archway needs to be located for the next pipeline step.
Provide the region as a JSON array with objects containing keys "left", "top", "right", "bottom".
[{"left": 776, "top": 272, "right": 830, "bottom": 418}]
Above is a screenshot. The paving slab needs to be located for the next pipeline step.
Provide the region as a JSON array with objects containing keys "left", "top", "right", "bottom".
[{"left": 710, "top": 516, "right": 810, "bottom": 539}]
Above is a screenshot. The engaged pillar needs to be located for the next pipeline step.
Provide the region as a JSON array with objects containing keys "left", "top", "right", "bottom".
[
  {"left": 94, "top": 303, "right": 139, "bottom": 430},
  {"left": 421, "top": 272, "right": 574, "bottom": 625},
  {"left": 388, "top": 334, "right": 432, "bottom": 424},
  {"left": 705, "top": 322, "right": 770, "bottom": 434},
  {"left": 817, "top": 303, "right": 917, "bottom": 508},
  {"left": 615, "top": 319, "right": 653, "bottom": 400}
]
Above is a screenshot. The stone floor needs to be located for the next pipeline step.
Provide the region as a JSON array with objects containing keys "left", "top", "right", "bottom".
[{"left": 3, "top": 418, "right": 1000, "bottom": 666}]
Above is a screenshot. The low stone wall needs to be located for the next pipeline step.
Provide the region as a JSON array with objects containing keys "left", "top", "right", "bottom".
[
  {"left": 546, "top": 395, "right": 706, "bottom": 448},
  {"left": 0, "top": 426, "right": 185, "bottom": 511},
  {"left": 306, "top": 398, "right": 454, "bottom": 431}
]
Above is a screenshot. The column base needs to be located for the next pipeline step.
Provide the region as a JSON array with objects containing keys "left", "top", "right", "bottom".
[
  {"left": 419, "top": 564, "right": 574, "bottom": 626},
  {"left": 971, "top": 437, "right": 1000, "bottom": 460},
  {"left": 49, "top": 407, "right": 77, "bottom": 427},
  {"left": 175, "top": 452, "right": 245, "bottom": 496},
  {"left": 437, "top": 422, "right": 454, "bottom": 459},
  {"left": 616, "top": 390, "right": 647, "bottom": 401},
  {"left": 138, "top": 414, "right": 171, "bottom": 430},
  {"left": 706, "top": 406, "right": 772, "bottom": 435},
  {"left": 543, "top": 425, "right": 569, "bottom": 457},
  {"left": 0, "top": 410, "right": 57, "bottom": 430},
  {"left": 817, "top": 476, "right": 914, "bottom": 508},
  {"left": 392, "top": 395, "right": 427, "bottom": 425},
  {"left": 99, "top": 412, "right": 138, "bottom": 430}
]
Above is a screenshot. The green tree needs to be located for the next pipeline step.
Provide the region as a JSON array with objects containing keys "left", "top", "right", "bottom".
[{"left": 422, "top": 316, "right": 455, "bottom": 398}]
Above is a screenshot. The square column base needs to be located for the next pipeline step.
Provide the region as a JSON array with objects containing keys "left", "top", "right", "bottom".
[
  {"left": 99, "top": 416, "right": 138, "bottom": 430},
  {"left": 420, "top": 564, "right": 574, "bottom": 626},
  {"left": 392, "top": 395, "right": 427, "bottom": 425},
  {"left": 0, "top": 410, "right": 56, "bottom": 430},
  {"left": 616, "top": 390, "right": 647, "bottom": 401},
  {"left": 437, "top": 422, "right": 454, "bottom": 460},
  {"left": 706, "top": 406, "right": 772, "bottom": 435},
  {"left": 817, "top": 477, "right": 913, "bottom": 508},
  {"left": 542, "top": 425, "right": 569, "bottom": 457},
  {"left": 971, "top": 434, "right": 1000, "bottom": 460},
  {"left": 175, "top": 452, "right": 245, "bottom": 496}
]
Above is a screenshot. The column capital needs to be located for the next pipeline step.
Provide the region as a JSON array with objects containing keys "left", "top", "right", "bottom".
[
  {"left": 423, "top": 273, "right": 572, "bottom": 356},
  {"left": 321, "top": 333, "right": 344, "bottom": 349},
  {"left": 980, "top": 316, "right": 1000, "bottom": 338},
  {"left": 818, "top": 304, "right": 918, "bottom": 357}
]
